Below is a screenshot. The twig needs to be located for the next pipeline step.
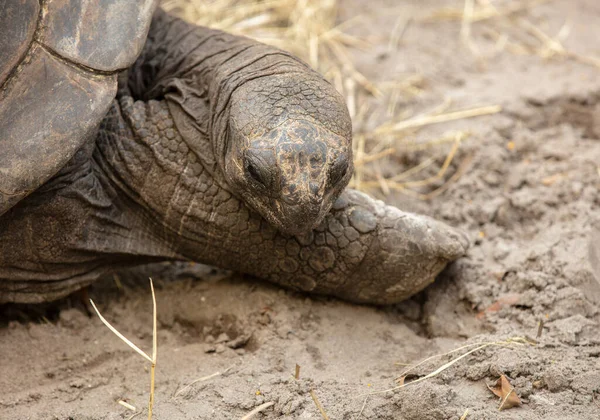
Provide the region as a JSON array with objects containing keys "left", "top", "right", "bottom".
[
  {"left": 537, "top": 320, "right": 544, "bottom": 338},
  {"left": 310, "top": 390, "right": 330, "bottom": 420},
  {"left": 380, "top": 152, "right": 473, "bottom": 201},
  {"left": 388, "top": 17, "right": 413, "bottom": 51},
  {"left": 89, "top": 300, "right": 152, "bottom": 363},
  {"left": 422, "top": 0, "right": 551, "bottom": 23},
  {"left": 358, "top": 396, "right": 369, "bottom": 417},
  {"left": 353, "top": 148, "right": 396, "bottom": 166},
  {"left": 240, "top": 401, "right": 275, "bottom": 420}
]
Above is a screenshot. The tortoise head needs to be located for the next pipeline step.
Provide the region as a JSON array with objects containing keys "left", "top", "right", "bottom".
[{"left": 223, "top": 73, "right": 353, "bottom": 236}]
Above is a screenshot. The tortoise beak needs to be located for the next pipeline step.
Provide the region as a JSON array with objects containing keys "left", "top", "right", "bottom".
[{"left": 274, "top": 196, "right": 324, "bottom": 235}]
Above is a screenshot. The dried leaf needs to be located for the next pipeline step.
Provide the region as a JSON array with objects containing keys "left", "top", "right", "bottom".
[{"left": 487, "top": 375, "right": 522, "bottom": 410}]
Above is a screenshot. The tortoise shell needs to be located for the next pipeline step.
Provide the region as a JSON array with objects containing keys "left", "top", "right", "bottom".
[{"left": 0, "top": 0, "right": 157, "bottom": 215}]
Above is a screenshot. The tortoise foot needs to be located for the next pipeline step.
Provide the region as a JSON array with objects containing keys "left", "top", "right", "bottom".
[{"left": 295, "top": 189, "right": 469, "bottom": 304}]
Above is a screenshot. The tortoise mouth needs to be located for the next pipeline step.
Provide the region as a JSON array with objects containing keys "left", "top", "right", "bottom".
[{"left": 274, "top": 201, "right": 325, "bottom": 235}]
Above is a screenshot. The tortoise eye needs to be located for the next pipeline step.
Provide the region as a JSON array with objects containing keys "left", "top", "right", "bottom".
[
  {"left": 247, "top": 160, "right": 262, "bottom": 184},
  {"left": 329, "top": 156, "right": 349, "bottom": 186},
  {"left": 244, "top": 151, "right": 275, "bottom": 190}
]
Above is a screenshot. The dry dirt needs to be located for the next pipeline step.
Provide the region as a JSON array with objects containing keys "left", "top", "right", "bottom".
[{"left": 2, "top": 0, "right": 600, "bottom": 419}]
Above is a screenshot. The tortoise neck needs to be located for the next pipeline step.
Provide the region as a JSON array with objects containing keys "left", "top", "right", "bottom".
[{"left": 125, "top": 9, "right": 311, "bottom": 176}]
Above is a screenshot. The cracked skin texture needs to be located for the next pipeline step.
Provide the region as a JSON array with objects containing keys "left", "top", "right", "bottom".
[{"left": 0, "top": 10, "right": 468, "bottom": 304}]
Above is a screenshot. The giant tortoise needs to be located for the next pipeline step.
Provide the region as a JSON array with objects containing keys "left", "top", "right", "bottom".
[{"left": 0, "top": 0, "right": 468, "bottom": 305}]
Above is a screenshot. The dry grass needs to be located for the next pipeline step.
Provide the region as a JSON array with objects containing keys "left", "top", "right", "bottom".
[
  {"left": 353, "top": 336, "right": 534, "bottom": 414},
  {"left": 163, "top": 0, "right": 506, "bottom": 200},
  {"left": 427, "top": 0, "right": 600, "bottom": 70},
  {"left": 90, "top": 279, "right": 158, "bottom": 419},
  {"left": 355, "top": 336, "right": 535, "bottom": 403}
]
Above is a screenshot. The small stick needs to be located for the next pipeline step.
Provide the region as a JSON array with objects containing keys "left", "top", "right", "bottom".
[
  {"left": 460, "top": 408, "right": 469, "bottom": 419},
  {"left": 310, "top": 390, "right": 330, "bottom": 420},
  {"left": 398, "top": 134, "right": 462, "bottom": 188},
  {"left": 118, "top": 400, "right": 137, "bottom": 412},
  {"left": 240, "top": 401, "right": 275, "bottom": 420},
  {"left": 536, "top": 320, "right": 544, "bottom": 338},
  {"left": 89, "top": 302, "right": 152, "bottom": 363},
  {"left": 389, "top": 157, "right": 436, "bottom": 182},
  {"left": 295, "top": 364, "right": 301, "bottom": 380},
  {"left": 388, "top": 17, "right": 412, "bottom": 51},
  {"left": 353, "top": 148, "right": 396, "bottom": 167},
  {"left": 345, "top": 77, "right": 356, "bottom": 119}
]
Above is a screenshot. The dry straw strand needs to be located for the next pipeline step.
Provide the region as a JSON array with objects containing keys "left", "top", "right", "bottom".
[
  {"left": 310, "top": 389, "right": 330, "bottom": 420},
  {"left": 90, "top": 278, "right": 158, "bottom": 419},
  {"left": 240, "top": 401, "right": 275, "bottom": 420},
  {"left": 375, "top": 105, "right": 502, "bottom": 134},
  {"left": 436, "top": 0, "right": 600, "bottom": 70},
  {"left": 118, "top": 400, "right": 137, "bottom": 412},
  {"left": 174, "top": 365, "right": 235, "bottom": 398},
  {"left": 359, "top": 337, "right": 533, "bottom": 397}
]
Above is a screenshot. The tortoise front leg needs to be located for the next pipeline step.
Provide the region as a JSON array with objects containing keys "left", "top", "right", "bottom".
[{"left": 188, "top": 188, "right": 469, "bottom": 305}]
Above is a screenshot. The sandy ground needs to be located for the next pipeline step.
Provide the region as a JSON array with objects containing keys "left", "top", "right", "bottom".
[{"left": 2, "top": 0, "right": 600, "bottom": 418}]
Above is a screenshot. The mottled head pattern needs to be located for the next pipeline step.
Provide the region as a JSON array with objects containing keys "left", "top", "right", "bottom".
[{"left": 224, "top": 73, "right": 353, "bottom": 235}]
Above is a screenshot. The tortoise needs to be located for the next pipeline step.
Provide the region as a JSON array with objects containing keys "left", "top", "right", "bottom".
[{"left": 0, "top": 1, "right": 468, "bottom": 305}]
